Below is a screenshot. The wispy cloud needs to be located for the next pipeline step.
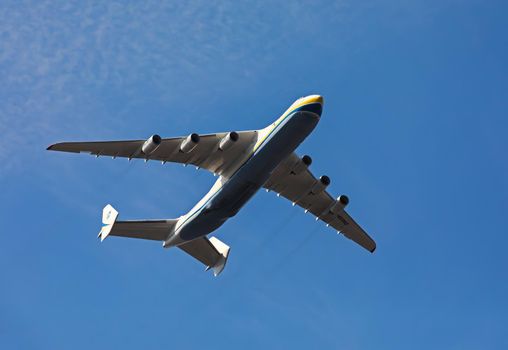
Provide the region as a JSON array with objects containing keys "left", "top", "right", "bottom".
[{"left": 0, "top": 1, "right": 355, "bottom": 177}]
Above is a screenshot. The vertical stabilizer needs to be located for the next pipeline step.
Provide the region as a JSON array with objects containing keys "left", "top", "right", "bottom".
[{"left": 99, "top": 204, "right": 119, "bottom": 241}]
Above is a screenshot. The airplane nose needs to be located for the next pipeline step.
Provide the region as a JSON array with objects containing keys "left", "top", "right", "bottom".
[
  {"left": 307, "top": 95, "right": 324, "bottom": 105},
  {"left": 298, "top": 95, "right": 323, "bottom": 116}
]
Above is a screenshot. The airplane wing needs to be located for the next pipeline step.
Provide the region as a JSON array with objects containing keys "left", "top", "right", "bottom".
[
  {"left": 178, "top": 236, "right": 230, "bottom": 276},
  {"left": 263, "top": 153, "right": 376, "bottom": 252},
  {"left": 47, "top": 131, "right": 258, "bottom": 177}
]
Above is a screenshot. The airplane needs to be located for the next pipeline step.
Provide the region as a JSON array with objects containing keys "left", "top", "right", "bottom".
[{"left": 47, "top": 95, "right": 376, "bottom": 276}]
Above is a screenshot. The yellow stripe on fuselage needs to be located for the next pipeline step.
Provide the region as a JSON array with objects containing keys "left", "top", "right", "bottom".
[
  {"left": 278, "top": 94, "right": 323, "bottom": 122},
  {"left": 253, "top": 95, "right": 323, "bottom": 152}
]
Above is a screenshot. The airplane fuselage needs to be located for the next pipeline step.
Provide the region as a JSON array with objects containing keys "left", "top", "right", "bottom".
[{"left": 165, "top": 100, "right": 322, "bottom": 247}]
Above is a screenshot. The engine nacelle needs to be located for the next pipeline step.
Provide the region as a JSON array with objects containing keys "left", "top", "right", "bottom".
[
  {"left": 330, "top": 195, "right": 349, "bottom": 213},
  {"left": 290, "top": 155, "right": 312, "bottom": 175},
  {"left": 180, "top": 133, "right": 200, "bottom": 153},
  {"left": 141, "top": 134, "right": 162, "bottom": 155},
  {"left": 219, "top": 131, "right": 239, "bottom": 151},
  {"left": 310, "top": 175, "right": 330, "bottom": 194}
]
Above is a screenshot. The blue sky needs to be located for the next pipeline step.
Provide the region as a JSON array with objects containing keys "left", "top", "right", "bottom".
[{"left": 1, "top": 1, "right": 507, "bottom": 349}]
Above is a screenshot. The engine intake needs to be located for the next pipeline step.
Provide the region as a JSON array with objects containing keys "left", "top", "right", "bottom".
[
  {"left": 180, "top": 133, "right": 200, "bottom": 153},
  {"left": 302, "top": 155, "right": 312, "bottom": 166},
  {"left": 290, "top": 155, "right": 312, "bottom": 175},
  {"left": 141, "top": 134, "right": 162, "bottom": 155},
  {"left": 330, "top": 195, "right": 349, "bottom": 213},
  {"left": 310, "top": 175, "right": 330, "bottom": 194},
  {"left": 219, "top": 131, "right": 239, "bottom": 151}
]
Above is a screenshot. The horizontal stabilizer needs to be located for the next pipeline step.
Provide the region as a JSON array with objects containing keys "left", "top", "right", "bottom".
[
  {"left": 178, "top": 236, "right": 231, "bottom": 276},
  {"left": 98, "top": 204, "right": 178, "bottom": 242},
  {"left": 208, "top": 237, "right": 231, "bottom": 276}
]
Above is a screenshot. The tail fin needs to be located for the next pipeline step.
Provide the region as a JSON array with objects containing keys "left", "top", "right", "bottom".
[{"left": 99, "top": 204, "right": 119, "bottom": 241}]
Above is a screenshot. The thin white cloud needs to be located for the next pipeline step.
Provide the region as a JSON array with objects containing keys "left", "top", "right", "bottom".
[{"left": 0, "top": 0, "right": 356, "bottom": 177}]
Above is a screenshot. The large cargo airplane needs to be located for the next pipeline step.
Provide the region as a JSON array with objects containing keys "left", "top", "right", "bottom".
[{"left": 47, "top": 95, "right": 376, "bottom": 276}]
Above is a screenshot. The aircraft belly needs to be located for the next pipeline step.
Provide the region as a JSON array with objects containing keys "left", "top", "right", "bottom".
[
  {"left": 211, "top": 112, "right": 318, "bottom": 216},
  {"left": 177, "top": 111, "right": 318, "bottom": 242},
  {"left": 178, "top": 214, "right": 227, "bottom": 241},
  {"left": 238, "top": 111, "right": 319, "bottom": 183}
]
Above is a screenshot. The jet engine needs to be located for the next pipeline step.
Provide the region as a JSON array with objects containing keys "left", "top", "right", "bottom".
[
  {"left": 310, "top": 175, "right": 330, "bottom": 194},
  {"left": 330, "top": 195, "right": 349, "bottom": 213},
  {"left": 141, "top": 134, "right": 162, "bottom": 155},
  {"left": 180, "top": 133, "right": 200, "bottom": 153},
  {"left": 290, "top": 155, "right": 312, "bottom": 175},
  {"left": 219, "top": 131, "right": 239, "bottom": 151}
]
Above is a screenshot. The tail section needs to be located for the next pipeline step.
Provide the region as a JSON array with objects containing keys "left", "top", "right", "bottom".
[
  {"left": 99, "top": 204, "right": 119, "bottom": 241},
  {"left": 97, "top": 204, "right": 230, "bottom": 276}
]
